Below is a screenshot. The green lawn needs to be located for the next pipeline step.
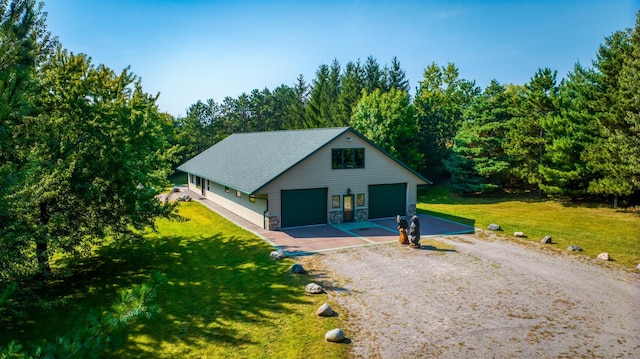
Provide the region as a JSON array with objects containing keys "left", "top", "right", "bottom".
[
  {"left": 1, "top": 202, "right": 347, "bottom": 358},
  {"left": 419, "top": 186, "right": 640, "bottom": 269}
]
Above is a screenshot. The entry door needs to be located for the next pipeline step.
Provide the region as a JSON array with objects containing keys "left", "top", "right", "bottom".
[{"left": 343, "top": 195, "right": 354, "bottom": 222}]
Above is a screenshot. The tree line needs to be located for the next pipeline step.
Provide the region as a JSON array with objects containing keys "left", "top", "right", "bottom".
[{"left": 174, "top": 10, "right": 640, "bottom": 207}]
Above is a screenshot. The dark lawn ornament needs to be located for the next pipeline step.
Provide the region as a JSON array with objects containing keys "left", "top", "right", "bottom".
[{"left": 409, "top": 215, "right": 421, "bottom": 248}]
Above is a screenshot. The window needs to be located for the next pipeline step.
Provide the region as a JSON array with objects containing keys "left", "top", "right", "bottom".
[
  {"left": 357, "top": 193, "right": 365, "bottom": 206},
  {"left": 332, "top": 148, "right": 364, "bottom": 169},
  {"left": 332, "top": 195, "right": 340, "bottom": 208},
  {"left": 236, "top": 190, "right": 242, "bottom": 198},
  {"left": 206, "top": 180, "right": 210, "bottom": 191},
  {"left": 225, "top": 186, "right": 230, "bottom": 193},
  {"left": 190, "top": 174, "right": 195, "bottom": 184}
]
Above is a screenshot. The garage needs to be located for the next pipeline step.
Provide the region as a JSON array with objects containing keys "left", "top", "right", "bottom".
[
  {"left": 281, "top": 188, "right": 328, "bottom": 228},
  {"left": 368, "top": 183, "right": 407, "bottom": 219}
]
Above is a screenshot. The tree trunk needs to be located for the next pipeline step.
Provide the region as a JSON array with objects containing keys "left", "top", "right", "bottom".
[
  {"left": 36, "top": 201, "right": 52, "bottom": 275},
  {"left": 614, "top": 195, "right": 618, "bottom": 209}
]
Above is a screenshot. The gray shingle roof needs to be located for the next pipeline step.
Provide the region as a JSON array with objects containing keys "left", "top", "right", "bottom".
[{"left": 177, "top": 127, "right": 351, "bottom": 194}]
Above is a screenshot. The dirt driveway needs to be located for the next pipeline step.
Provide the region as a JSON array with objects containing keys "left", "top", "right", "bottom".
[{"left": 299, "top": 232, "right": 640, "bottom": 358}]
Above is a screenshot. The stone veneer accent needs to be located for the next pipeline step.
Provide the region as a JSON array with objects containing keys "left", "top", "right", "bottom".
[
  {"left": 407, "top": 204, "right": 417, "bottom": 217},
  {"left": 266, "top": 216, "right": 280, "bottom": 231},
  {"left": 354, "top": 208, "right": 368, "bottom": 222},
  {"left": 329, "top": 210, "right": 343, "bottom": 225}
]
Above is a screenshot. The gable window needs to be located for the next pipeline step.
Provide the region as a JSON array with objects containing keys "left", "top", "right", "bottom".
[{"left": 332, "top": 148, "right": 364, "bottom": 169}]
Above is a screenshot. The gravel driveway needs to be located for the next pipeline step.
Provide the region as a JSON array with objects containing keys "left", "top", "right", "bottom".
[{"left": 300, "top": 232, "right": 640, "bottom": 358}]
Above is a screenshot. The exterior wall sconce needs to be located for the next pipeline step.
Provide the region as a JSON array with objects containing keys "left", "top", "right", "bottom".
[
  {"left": 347, "top": 188, "right": 352, "bottom": 195},
  {"left": 249, "top": 195, "right": 256, "bottom": 203}
]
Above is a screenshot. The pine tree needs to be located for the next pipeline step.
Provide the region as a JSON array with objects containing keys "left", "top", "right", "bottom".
[
  {"left": 445, "top": 80, "right": 515, "bottom": 193},
  {"left": 582, "top": 19, "right": 639, "bottom": 206},
  {"left": 336, "top": 60, "right": 365, "bottom": 126}
]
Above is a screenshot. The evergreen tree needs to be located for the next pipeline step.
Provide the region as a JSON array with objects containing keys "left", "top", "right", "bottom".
[
  {"left": 364, "top": 55, "right": 383, "bottom": 93},
  {"left": 583, "top": 21, "right": 639, "bottom": 205},
  {"left": 537, "top": 64, "right": 599, "bottom": 196},
  {"left": 386, "top": 56, "right": 410, "bottom": 93},
  {"left": 336, "top": 60, "right": 365, "bottom": 126},
  {"left": 445, "top": 80, "right": 515, "bottom": 193},
  {"left": 289, "top": 74, "right": 308, "bottom": 129},
  {"left": 505, "top": 68, "right": 558, "bottom": 192}
]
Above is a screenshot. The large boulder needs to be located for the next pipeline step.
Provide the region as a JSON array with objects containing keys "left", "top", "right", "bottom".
[
  {"left": 305, "top": 282, "right": 324, "bottom": 294},
  {"left": 541, "top": 235, "right": 552, "bottom": 244},
  {"left": 488, "top": 223, "right": 501, "bottom": 231},
  {"left": 597, "top": 252, "right": 610, "bottom": 261},
  {"left": 317, "top": 303, "right": 334, "bottom": 317},
  {"left": 270, "top": 249, "right": 287, "bottom": 260},
  {"left": 568, "top": 245, "right": 583, "bottom": 252},
  {"left": 514, "top": 231, "right": 525, "bottom": 237},
  {"left": 325, "top": 328, "right": 345, "bottom": 342}
]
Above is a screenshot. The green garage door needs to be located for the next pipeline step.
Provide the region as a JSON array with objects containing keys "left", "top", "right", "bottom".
[
  {"left": 369, "top": 183, "right": 407, "bottom": 219},
  {"left": 281, "top": 188, "right": 327, "bottom": 228}
]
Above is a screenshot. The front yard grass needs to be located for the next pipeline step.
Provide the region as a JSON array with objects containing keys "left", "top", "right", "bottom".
[
  {"left": 1, "top": 202, "right": 347, "bottom": 358},
  {"left": 419, "top": 186, "right": 640, "bottom": 269}
]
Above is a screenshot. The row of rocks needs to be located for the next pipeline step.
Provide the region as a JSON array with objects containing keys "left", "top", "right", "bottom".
[
  {"left": 488, "top": 225, "right": 612, "bottom": 261},
  {"left": 270, "top": 250, "right": 347, "bottom": 343}
]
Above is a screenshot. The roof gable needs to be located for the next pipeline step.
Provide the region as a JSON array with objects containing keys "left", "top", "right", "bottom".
[{"left": 177, "top": 127, "right": 350, "bottom": 194}]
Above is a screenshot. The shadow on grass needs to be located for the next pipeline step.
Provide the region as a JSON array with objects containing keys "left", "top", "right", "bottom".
[{"left": 11, "top": 231, "right": 313, "bottom": 357}]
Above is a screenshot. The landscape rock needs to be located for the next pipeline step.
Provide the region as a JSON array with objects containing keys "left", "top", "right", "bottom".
[
  {"left": 270, "top": 249, "right": 287, "bottom": 260},
  {"left": 597, "top": 252, "right": 610, "bottom": 261},
  {"left": 568, "top": 245, "right": 583, "bottom": 252},
  {"left": 177, "top": 194, "right": 192, "bottom": 202},
  {"left": 541, "top": 235, "right": 552, "bottom": 244},
  {"left": 317, "top": 303, "right": 334, "bottom": 317},
  {"left": 171, "top": 186, "right": 181, "bottom": 193},
  {"left": 514, "top": 231, "right": 525, "bottom": 237},
  {"left": 291, "top": 263, "right": 306, "bottom": 274},
  {"left": 488, "top": 223, "right": 501, "bottom": 231},
  {"left": 305, "top": 282, "right": 324, "bottom": 294},
  {"left": 637, "top": 263, "right": 640, "bottom": 270},
  {"left": 325, "top": 328, "right": 345, "bottom": 342}
]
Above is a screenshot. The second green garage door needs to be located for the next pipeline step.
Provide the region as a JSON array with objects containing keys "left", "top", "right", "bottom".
[
  {"left": 368, "top": 183, "right": 407, "bottom": 219},
  {"left": 281, "top": 188, "right": 327, "bottom": 228}
]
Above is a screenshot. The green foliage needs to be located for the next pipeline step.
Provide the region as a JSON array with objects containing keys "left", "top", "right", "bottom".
[
  {"left": 446, "top": 80, "right": 516, "bottom": 193},
  {"left": 0, "top": 272, "right": 166, "bottom": 358},
  {"left": 1, "top": 47, "right": 179, "bottom": 279},
  {"left": 351, "top": 88, "right": 424, "bottom": 171},
  {"left": 414, "top": 62, "right": 480, "bottom": 181}
]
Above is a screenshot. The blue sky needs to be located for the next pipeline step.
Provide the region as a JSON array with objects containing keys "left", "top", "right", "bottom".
[{"left": 44, "top": 1, "right": 638, "bottom": 117}]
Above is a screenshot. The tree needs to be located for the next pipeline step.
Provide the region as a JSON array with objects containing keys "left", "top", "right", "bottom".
[
  {"left": 351, "top": 88, "right": 424, "bottom": 171},
  {"left": 174, "top": 98, "right": 221, "bottom": 163},
  {"left": 288, "top": 74, "right": 308, "bottom": 129},
  {"left": 413, "top": 62, "right": 479, "bottom": 181},
  {"left": 445, "top": 80, "right": 516, "bottom": 193},
  {"left": 0, "top": 0, "right": 54, "bottom": 281},
  {"left": 386, "top": 56, "right": 410, "bottom": 93},
  {"left": 583, "top": 19, "right": 639, "bottom": 205},
  {"left": 336, "top": 60, "right": 365, "bottom": 126},
  {"left": 504, "top": 68, "right": 559, "bottom": 192},
  {"left": 537, "top": 64, "right": 599, "bottom": 196},
  {"left": 364, "top": 55, "right": 384, "bottom": 93},
  {"left": 5, "top": 49, "right": 177, "bottom": 277}
]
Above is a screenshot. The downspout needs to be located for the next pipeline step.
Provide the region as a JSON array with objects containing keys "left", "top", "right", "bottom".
[{"left": 253, "top": 196, "right": 268, "bottom": 229}]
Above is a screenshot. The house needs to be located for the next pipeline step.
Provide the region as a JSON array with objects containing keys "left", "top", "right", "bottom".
[{"left": 177, "top": 127, "right": 430, "bottom": 230}]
